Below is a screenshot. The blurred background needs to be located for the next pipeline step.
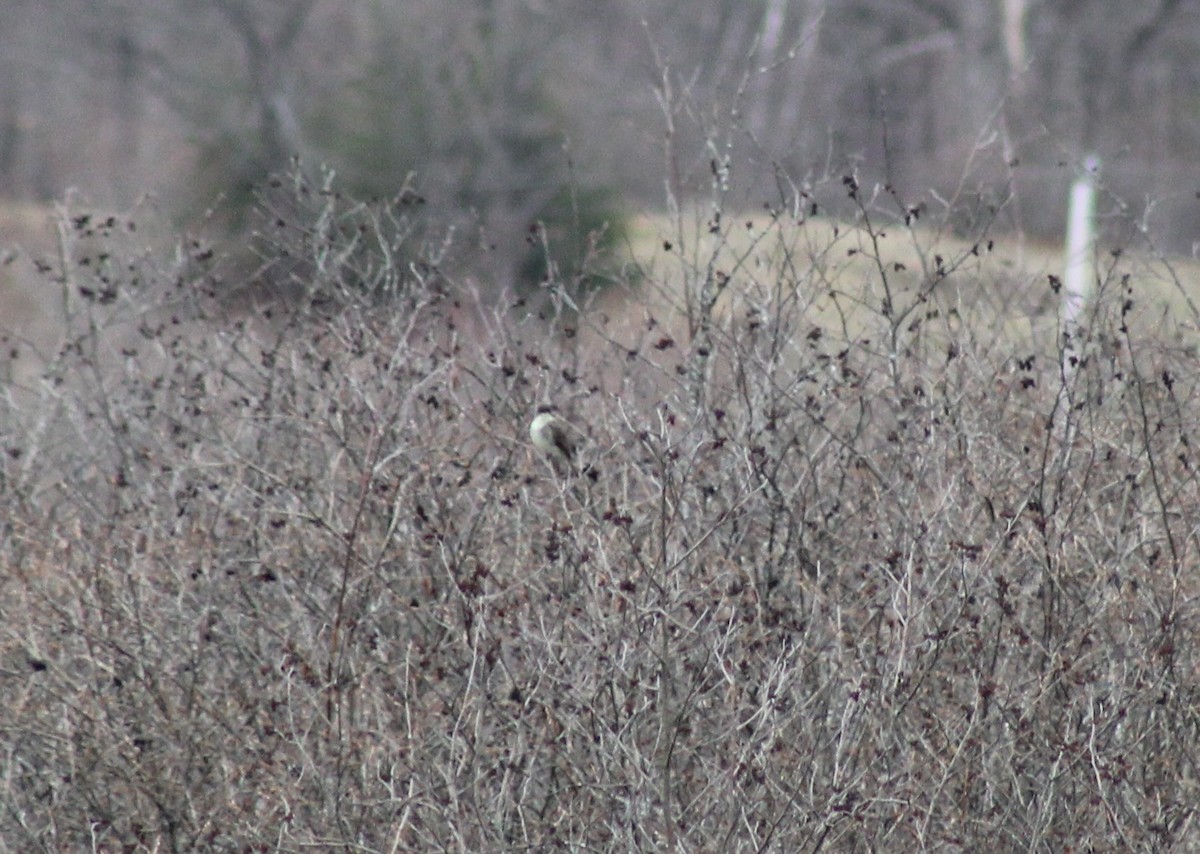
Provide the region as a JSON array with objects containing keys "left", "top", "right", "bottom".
[{"left": 2, "top": 0, "right": 1198, "bottom": 287}]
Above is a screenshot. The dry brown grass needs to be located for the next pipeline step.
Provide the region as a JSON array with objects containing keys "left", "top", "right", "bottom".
[{"left": 623, "top": 207, "right": 1200, "bottom": 351}]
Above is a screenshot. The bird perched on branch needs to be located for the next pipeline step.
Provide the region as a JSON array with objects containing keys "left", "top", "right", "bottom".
[
  {"left": 530, "top": 407, "right": 603, "bottom": 490},
  {"left": 529, "top": 408, "right": 577, "bottom": 467}
]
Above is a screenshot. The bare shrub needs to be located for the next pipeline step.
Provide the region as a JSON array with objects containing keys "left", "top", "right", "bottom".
[{"left": 1, "top": 153, "right": 1199, "bottom": 853}]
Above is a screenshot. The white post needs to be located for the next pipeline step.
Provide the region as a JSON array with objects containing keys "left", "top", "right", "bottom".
[{"left": 1062, "top": 155, "right": 1099, "bottom": 332}]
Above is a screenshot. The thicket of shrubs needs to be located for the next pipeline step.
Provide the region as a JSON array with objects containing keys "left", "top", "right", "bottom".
[{"left": 1, "top": 162, "right": 1199, "bottom": 851}]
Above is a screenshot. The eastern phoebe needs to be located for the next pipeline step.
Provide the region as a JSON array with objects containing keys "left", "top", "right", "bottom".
[{"left": 529, "top": 410, "right": 577, "bottom": 465}]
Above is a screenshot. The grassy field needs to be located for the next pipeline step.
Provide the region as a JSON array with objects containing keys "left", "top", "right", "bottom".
[
  {"left": 7, "top": 197, "right": 1200, "bottom": 370},
  {"left": 620, "top": 208, "right": 1200, "bottom": 356}
]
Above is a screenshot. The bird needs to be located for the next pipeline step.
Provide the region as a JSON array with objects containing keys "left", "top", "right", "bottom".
[{"left": 529, "top": 408, "right": 577, "bottom": 466}]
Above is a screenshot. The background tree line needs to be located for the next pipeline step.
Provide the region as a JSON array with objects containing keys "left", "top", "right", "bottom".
[{"left": 1, "top": 0, "right": 1197, "bottom": 288}]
